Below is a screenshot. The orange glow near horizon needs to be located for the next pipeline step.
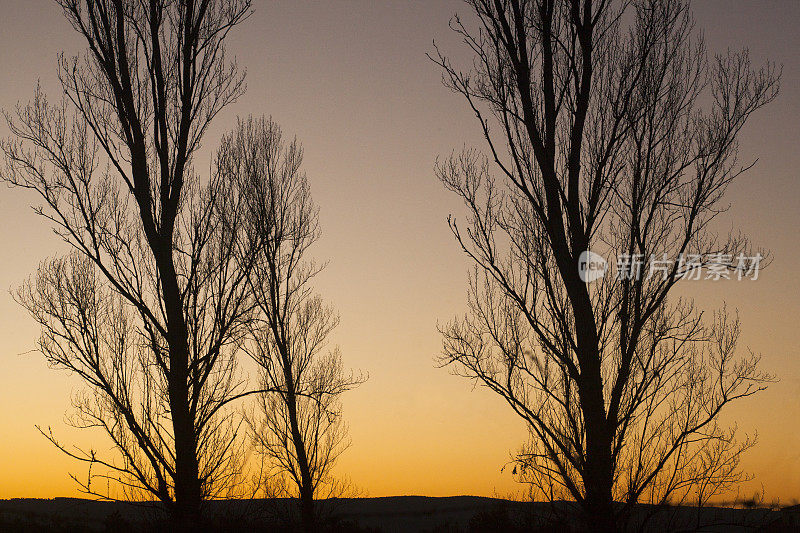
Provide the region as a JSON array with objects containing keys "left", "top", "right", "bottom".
[{"left": 0, "top": 0, "right": 798, "bottom": 506}]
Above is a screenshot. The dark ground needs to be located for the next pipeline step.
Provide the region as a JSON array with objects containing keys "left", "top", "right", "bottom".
[{"left": 0, "top": 495, "right": 797, "bottom": 532}]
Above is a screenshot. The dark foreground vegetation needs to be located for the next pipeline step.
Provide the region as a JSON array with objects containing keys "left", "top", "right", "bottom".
[{"left": 0, "top": 496, "right": 798, "bottom": 533}]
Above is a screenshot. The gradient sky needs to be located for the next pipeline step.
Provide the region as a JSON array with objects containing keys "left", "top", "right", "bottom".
[{"left": 0, "top": 0, "right": 798, "bottom": 503}]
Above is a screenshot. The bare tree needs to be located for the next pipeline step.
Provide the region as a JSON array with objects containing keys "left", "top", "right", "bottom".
[
  {"left": 217, "top": 116, "right": 364, "bottom": 532},
  {"left": 2, "top": 0, "right": 253, "bottom": 526},
  {"left": 433, "top": 0, "right": 778, "bottom": 530}
]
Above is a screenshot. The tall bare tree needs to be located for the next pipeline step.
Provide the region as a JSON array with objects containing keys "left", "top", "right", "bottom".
[
  {"left": 218, "top": 116, "right": 364, "bottom": 532},
  {"left": 2, "top": 0, "right": 253, "bottom": 526},
  {"left": 433, "top": 0, "right": 778, "bottom": 530}
]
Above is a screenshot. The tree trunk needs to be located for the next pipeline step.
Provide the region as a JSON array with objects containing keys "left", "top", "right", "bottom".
[
  {"left": 170, "top": 370, "right": 202, "bottom": 529},
  {"left": 573, "top": 287, "right": 617, "bottom": 533},
  {"left": 581, "top": 380, "right": 617, "bottom": 532},
  {"left": 286, "top": 383, "right": 315, "bottom": 533},
  {"left": 584, "top": 491, "right": 617, "bottom": 533},
  {"left": 157, "top": 241, "right": 203, "bottom": 529},
  {"left": 583, "top": 439, "right": 616, "bottom": 533},
  {"left": 299, "top": 487, "right": 315, "bottom": 533}
]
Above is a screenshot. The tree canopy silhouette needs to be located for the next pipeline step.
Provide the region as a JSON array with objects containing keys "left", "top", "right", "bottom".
[
  {"left": 218, "top": 116, "right": 365, "bottom": 532},
  {"left": 433, "top": 0, "right": 778, "bottom": 530},
  {"left": 2, "top": 0, "right": 253, "bottom": 527}
]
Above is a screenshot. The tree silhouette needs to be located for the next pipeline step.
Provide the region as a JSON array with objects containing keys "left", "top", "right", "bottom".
[
  {"left": 2, "top": 0, "right": 253, "bottom": 527},
  {"left": 433, "top": 0, "right": 779, "bottom": 530},
  {"left": 218, "top": 116, "right": 365, "bottom": 532}
]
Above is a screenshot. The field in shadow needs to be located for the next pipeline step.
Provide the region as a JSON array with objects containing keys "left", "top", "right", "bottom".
[{"left": 1, "top": 495, "right": 798, "bottom": 532}]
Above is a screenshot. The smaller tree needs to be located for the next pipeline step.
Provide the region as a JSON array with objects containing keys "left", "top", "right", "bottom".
[{"left": 217, "top": 116, "right": 364, "bottom": 532}]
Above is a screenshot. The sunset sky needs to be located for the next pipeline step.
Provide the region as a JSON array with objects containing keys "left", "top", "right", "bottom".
[{"left": 0, "top": 0, "right": 798, "bottom": 503}]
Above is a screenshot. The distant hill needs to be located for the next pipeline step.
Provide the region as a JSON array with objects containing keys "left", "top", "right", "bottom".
[{"left": 0, "top": 495, "right": 795, "bottom": 532}]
